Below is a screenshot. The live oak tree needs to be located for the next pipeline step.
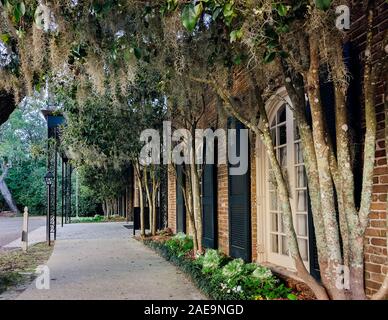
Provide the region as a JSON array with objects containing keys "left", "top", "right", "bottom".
[
  {"left": 0, "top": 0, "right": 386, "bottom": 300},
  {"left": 162, "top": 0, "right": 387, "bottom": 300}
]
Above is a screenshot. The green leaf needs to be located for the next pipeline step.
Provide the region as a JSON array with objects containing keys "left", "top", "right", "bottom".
[
  {"left": 13, "top": 2, "right": 26, "bottom": 23},
  {"left": 0, "top": 33, "right": 10, "bottom": 44},
  {"left": 230, "top": 29, "right": 243, "bottom": 43},
  {"left": 212, "top": 7, "right": 222, "bottom": 21},
  {"left": 134, "top": 47, "right": 142, "bottom": 59},
  {"left": 287, "top": 293, "right": 298, "bottom": 300},
  {"left": 12, "top": 2, "right": 26, "bottom": 23},
  {"left": 276, "top": 23, "right": 290, "bottom": 33},
  {"left": 166, "top": 0, "right": 178, "bottom": 11},
  {"left": 4, "top": 0, "right": 13, "bottom": 13},
  {"left": 279, "top": 51, "right": 289, "bottom": 58},
  {"left": 18, "top": 2, "right": 25, "bottom": 15},
  {"left": 267, "top": 40, "right": 279, "bottom": 49},
  {"left": 34, "top": 5, "right": 45, "bottom": 29},
  {"left": 315, "top": 0, "right": 332, "bottom": 11},
  {"left": 233, "top": 55, "right": 243, "bottom": 65},
  {"left": 263, "top": 51, "right": 276, "bottom": 63},
  {"left": 181, "top": 4, "right": 201, "bottom": 32},
  {"left": 223, "top": 2, "right": 234, "bottom": 17},
  {"left": 276, "top": 4, "right": 288, "bottom": 16},
  {"left": 194, "top": 2, "right": 203, "bottom": 18}
]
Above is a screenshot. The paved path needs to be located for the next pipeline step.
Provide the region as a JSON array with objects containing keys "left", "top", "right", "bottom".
[
  {"left": 0, "top": 216, "right": 46, "bottom": 248},
  {"left": 16, "top": 222, "right": 205, "bottom": 300}
]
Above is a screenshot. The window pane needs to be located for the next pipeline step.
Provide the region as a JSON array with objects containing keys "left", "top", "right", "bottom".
[
  {"left": 271, "top": 213, "right": 278, "bottom": 232},
  {"left": 296, "top": 166, "right": 307, "bottom": 188},
  {"left": 271, "top": 128, "right": 276, "bottom": 145},
  {"left": 281, "top": 235, "right": 289, "bottom": 256},
  {"left": 294, "top": 122, "right": 300, "bottom": 140},
  {"left": 297, "top": 214, "right": 308, "bottom": 237},
  {"left": 298, "top": 238, "right": 308, "bottom": 261},
  {"left": 278, "top": 124, "right": 287, "bottom": 145},
  {"left": 270, "top": 192, "right": 278, "bottom": 210},
  {"left": 295, "top": 142, "right": 303, "bottom": 164},
  {"left": 296, "top": 190, "right": 307, "bottom": 212},
  {"left": 279, "top": 212, "right": 285, "bottom": 233},
  {"left": 271, "top": 234, "right": 279, "bottom": 253},
  {"left": 278, "top": 105, "right": 286, "bottom": 123},
  {"left": 278, "top": 146, "right": 287, "bottom": 167}
]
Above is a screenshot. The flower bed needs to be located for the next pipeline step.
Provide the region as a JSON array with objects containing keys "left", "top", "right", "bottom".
[{"left": 143, "top": 232, "right": 299, "bottom": 300}]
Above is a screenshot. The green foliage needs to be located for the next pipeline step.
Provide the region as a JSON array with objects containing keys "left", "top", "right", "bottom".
[
  {"left": 252, "top": 264, "right": 273, "bottom": 281},
  {"left": 0, "top": 98, "right": 101, "bottom": 215},
  {"left": 0, "top": 271, "right": 23, "bottom": 294},
  {"left": 222, "top": 258, "right": 244, "bottom": 279},
  {"left": 181, "top": 3, "right": 203, "bottom": 32},
  {"left": 5, "top": 160, "right": 46, "bottom": 214},
  {"left": 0, "top": 98, "right": 46, "bottom": 214},
  {"left": 165, "top": 232, "right": 194, "bottom": 257},
  {"left": 71, "top": 214, "right": 105, "bottom": 223},
  {"left": 200, "top": 249, "right": 223, "bottom": 274},
  {"left": 145, "top": 238, "right": 296, "bottom": 300},
  {"left": 229, "top": 29, "right": 243, "bottom": 43},
  {"left": 315, "top": 0, "right": 332, "bottom": 11}
]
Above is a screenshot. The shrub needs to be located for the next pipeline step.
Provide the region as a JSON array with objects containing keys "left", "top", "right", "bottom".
[
  {"left": 198, "top": 249, "right": 222, "bottom": 274},
  {"left": 222, "top": 259, "right": 245, "bottom": 278},
  {"left": 94, "top": 214, "right": 104, "bottom": 221},
  {"left": 252, "top": 265, "right": 273, "bottom": 281},
  {"left": 165, "top": 232, "right": 193, "bottom": 257},
  {"left": 143, "top": 237, "right": 297, "bottom": 300}
]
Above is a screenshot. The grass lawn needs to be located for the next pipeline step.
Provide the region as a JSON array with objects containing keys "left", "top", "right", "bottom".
[{"left": 0, "top": 242, "right": 53, "bottom": 294}]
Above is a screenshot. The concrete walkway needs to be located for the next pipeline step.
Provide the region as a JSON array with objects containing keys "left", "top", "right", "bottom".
[
  {"left": 16, "top": 222, "right": 205, "bottom": 300},
  {"left": 0, "top": 216, "right": 46, "bottom": 248}
]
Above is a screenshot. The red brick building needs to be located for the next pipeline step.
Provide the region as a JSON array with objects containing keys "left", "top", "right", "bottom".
[{"left": 167, "top": 1, "right": 387, "bottom": 297}]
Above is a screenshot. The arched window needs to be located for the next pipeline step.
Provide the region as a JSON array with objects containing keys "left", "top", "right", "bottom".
[{"left": 267, "top": 103, "right": 309, "bottom": 267}]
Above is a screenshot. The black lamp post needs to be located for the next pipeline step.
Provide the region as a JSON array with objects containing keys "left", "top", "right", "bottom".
[
  {"left": 45, "top": 171, "right": 54, "bottom": 186},
  {"left": 45, "top": 171, "right": 54, "bottom": 245}
]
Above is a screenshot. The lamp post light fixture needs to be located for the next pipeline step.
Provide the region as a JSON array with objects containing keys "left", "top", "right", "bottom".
[
  {"left": 44, "top": 171, "right": 54, "bottom": 245},
  {"left": 44, "top": 171, "right": 54, "bottom": 186}
]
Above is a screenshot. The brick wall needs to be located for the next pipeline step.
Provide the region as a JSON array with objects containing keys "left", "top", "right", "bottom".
[
  {"left": 217, "top": 164, "right": 229, "bottom": 254},
  {"left": 349, "top": 0, "right": 388, "bottom": 296}
]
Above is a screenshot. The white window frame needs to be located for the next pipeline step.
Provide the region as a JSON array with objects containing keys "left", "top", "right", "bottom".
[{"left": 255, "top": 87, "right": 310, "bottom": 271}]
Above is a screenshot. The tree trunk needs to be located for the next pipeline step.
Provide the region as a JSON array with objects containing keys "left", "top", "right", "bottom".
[
  {"left": 183, "top": 165, "right": 199, "bottom": 252},
  {"left": 151, "top": 188, "right": 157, "bottom": 235},
  {"left": 135, "top": 163, "right": 146, "bottom": 237},
  {"left": 305, "top": 33, "right": 345, "bottom": 300},
  {"left": 151, "top": 168, "right": 159, "bottom": 236},
  {"left": 189, "top": 128, "right": 203, "bottom": 252},
  {"left": 144, "top": 166, "right": 154, "bottom": 235},
  {"left": 102, "top": 200, "right": 107, "bottom": 217},
  {"left": 0, "top": 178, "right": 19, "bottom": 213}
]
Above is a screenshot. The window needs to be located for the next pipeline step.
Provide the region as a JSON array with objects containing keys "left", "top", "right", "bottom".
[{"left": 267, "top": 104, "right": 309, "bottom": 266}]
